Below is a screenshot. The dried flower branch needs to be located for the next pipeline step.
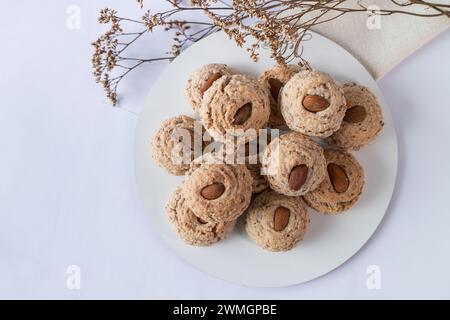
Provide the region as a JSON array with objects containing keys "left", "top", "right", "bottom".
[
  {"left": 92, "top": 5, "right": 217, "bottom": 105},
  {"left": 93, "top": 0, "right": 449, "bottom": 106}
]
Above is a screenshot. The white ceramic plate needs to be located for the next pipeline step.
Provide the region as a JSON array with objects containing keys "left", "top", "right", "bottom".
[{"left": 135, "top": 31, "right": 398, "bottom": 287}]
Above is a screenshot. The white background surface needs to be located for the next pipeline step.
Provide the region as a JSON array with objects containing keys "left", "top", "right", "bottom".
[{"left": 0, "top": 1, "right": 449, "bottom": 299}]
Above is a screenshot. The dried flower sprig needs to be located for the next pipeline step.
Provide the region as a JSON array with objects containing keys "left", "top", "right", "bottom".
[
  {"left": 92, "top": 4, "right": 218, "bottom": 105},
  {"left": 93, "top": 0, "right": 449, "bottom": 106}
]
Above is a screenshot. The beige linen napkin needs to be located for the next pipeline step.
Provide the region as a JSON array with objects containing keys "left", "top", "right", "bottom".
[{"left": 302, "top": 0, "right": 450, "bottom": 79}]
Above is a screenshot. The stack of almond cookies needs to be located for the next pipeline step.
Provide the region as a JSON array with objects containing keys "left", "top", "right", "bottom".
[{"left": 151, "top": 63, "right": 384, "bottom": 252}]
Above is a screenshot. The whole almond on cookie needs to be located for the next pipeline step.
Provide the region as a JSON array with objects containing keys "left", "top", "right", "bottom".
[
  {"left": 200, "top": 183, "right": 225, "bottom": 200},
  {"left": 302, "top": 95, "right": 330, "bottom": 113},
  {"left": 327, "top": 163, "right": 349, "bottom": 193},
  {"left": 233, "top": 103, "right": 252, "bottom": 125},
  {"left": 288, "top": 165, "right": 308, "bottom": 191},
  {"left": 344, "top": 105, "right": 367, "bottom": 123},
  {"left": 273, "top": 206, "right": 291, "bottom": 231}
]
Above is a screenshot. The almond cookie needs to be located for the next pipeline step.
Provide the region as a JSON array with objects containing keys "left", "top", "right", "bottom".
[
  {"left": 259, "top": 64, "right": 304, "bottom": 128},
  {"left": 151, "top": 115, "right": 204, "bottom": 175},
  {"left": 325, "top": 84, "right": 384, "bottom": 150},
  {"left": 199, "top": 74, "right": 270, "bottom": 143},
  {"left": 183, "top": 153, "right": 253, "bottom": 222},
  {"left": 280, "top": 70, "right": 346, "bottom": 137},
  {"left": 166, "top": 185, "right": 236, "bottom": 246},
  {"left": 245, "top": 190, "right": 310, "bottom": 252},
  {"left": 218, "top": 137, "right": 269, "bottom": 194},
  {"left": 303, "top": 149, "right": 364, "bottom": 214},
  {"left": 262, "top": 132, "right": 326, "bottom": 196},
  {"left": 185, "top": 63, "right": 233, "bottom": 112}
]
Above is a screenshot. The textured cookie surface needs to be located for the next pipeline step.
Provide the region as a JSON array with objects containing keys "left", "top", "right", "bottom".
[
  {"left": 280, "top": 70, "right": 346, "bottom": 137},
  {"left": 245, "top": 190, "right": 310, "bottom": 252},
  {"left": 259, "top": 64, "right": 304, "bottom": 128},
  {"left": 183, "top": 153, "right": 253, "bottom": 222},
  {"left": 199, "top": 74, "right": 270, "bottom": 143},
  {"left": 262, "top": 132, "right": 327, "bottom": 196},
  {"left": 303, "top": 149, "right": 364, "bottom": 214},
  {"left": 185, "top": 64, "right": 233, "bottom": 112},
  {"left": 326, "top": 84, "right": 384, "bottom": 150},
  {"left": 151, "top": 115, "right": 203, "bottom": 175},
  {"left": 218, "top": 138, "right": 269, "bottom": 194},
  {"left": 166, "top": 185, "right": 236, "bottom": 246}
]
